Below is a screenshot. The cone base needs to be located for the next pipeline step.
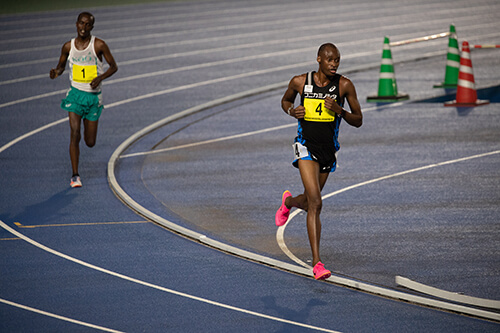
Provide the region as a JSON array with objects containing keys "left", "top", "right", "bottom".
[
  {"left": 444, "top": 99, "right": 490, "bottom": 107},
  {"left": 367, "top": 93, "right": 409, "bottom": 103},
  {"left": 433, "top": 83, "right": 457, "bottom": 88}
]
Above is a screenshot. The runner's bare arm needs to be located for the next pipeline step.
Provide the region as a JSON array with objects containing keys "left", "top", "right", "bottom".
[
  {"left": 49, "top": 41, "right": 71, "bottom": 79},
  {"left": 337, "top": 76, "right": 362, "bottom": 127},
  {"left": 90, "top": 38, "right": 118, "bottom": 89},
  {"left": 281, "top": 74, "right": 306, "bottom": 119}
]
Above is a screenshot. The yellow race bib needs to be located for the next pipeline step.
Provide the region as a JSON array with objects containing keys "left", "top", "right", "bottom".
[
  {"left": 303, "top": 98, "right": 336, "bottom": 122},
  {"left": 72, "top": 64, "right": 98, "bottom": 83}
]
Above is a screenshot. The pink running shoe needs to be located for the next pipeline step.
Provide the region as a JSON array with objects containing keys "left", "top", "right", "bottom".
[
  {"left": 275, "top": 190, "right": 292, "bottom": 226},
  {"left": 313, "top": 261, "right": 331, "bottom": 280}
]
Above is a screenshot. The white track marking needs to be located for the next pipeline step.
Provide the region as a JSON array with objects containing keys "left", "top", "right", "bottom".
[
  {"left": 103, "top": 61, "right": 312, "bottom": 109},
  {"left": 0, "top": 220, "right": 341, "bottom": 333},
  {"left": 0, "top": 117, "right": 67, "bottom": 154},
  {"left": 323, "top": 151, "right": 500, "bottom": 200},
  {"left": 277, "top": 150, "right": 500, "bottom": 267},
  {"left": 276, "top": 224, "right": 311, "bottom": 269},
  {"left": 120, "top": 124, "right": 296, "bottom": 158},
  {"left": 106, "top": 100, "right": 500, "bottom": 321},
  {"left": 1, "top": 3, "right": 496, "bottom": 52},
  {"left": 119, "top": 102, "right": 378, "bottom": 158},
  {"left": 0, "top": 1, "right": 292, "bottom": 31},
  {"left": 0, "top": 60, "right": 309, "bottom": 110},
  {"left": 0, "top": 90, "right": 66, "bottom": 109},
  {"left": 0, "top": 5, "right": 332, "bottom": 45},
  {"left": 0, "top": 298, "right": 124, "bottom": 333},
  {"left": 3, "top": 26, "right": 498, "bottom": 109},
  {"left": 104, "top": 83, "right": 500, "bottom": 321},
  {"left": 0, "top": 80, "right": 289, "bottom": 155}
]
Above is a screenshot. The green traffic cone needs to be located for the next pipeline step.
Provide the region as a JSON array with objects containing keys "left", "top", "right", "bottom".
[
  {"left": 367, "top": 36, "right": 409, "bottom": 103},
  {"left": 434, "top": 24, "right": 460, "bottom": 88}
]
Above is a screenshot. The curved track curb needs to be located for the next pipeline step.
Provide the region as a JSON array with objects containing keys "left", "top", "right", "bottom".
[{"left": 107, "top": 82, "right": 500, "bottom": 322}]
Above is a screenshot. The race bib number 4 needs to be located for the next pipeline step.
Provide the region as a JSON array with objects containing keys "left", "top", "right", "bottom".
[
  {"left": 72, "top": 64, "right": 98, "bottom": 83},
  {"left": 303, "top": 98, "right": 336, "bottom": 122},
  {"left": 292, "top": 142, "right": 309, "bottom": 160}
]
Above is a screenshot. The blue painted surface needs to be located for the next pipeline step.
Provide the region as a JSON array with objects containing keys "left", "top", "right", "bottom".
[{"left": 1, "top": 1, "right": 499, "bottom": 332}]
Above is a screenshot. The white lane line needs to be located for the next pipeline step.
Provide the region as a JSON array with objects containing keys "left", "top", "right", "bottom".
[
  {"left": 0, "top": 59, "right": 311, "bottom": 110},
  {"left": 5, "top": 24, "right": 499, "bottom": 108},
  {"left": 2, "top": 20, "right": 496, "bottom": 107},
  {"left": 0, "top": 16, "right": 406, "bottom": 70},
  {"left": 0, "top": 4, "right": 422, "bottom": 69},
  {"left": 104, "top": 61, "right": 314, "bottom": 110},
  {"left": 0, "top": 73, "right": 48, "bottom": 85},
  {"left": 106, "top": 97, "right": 500, "bottom": 321},
  {"left": 0, "top": 117, "right": 67, "bottom": 154},
  {"left": 1, "top": 21, "right": 393, "bottom": 105},
  {"left": 323, "top": 150, "right": 500, "bottom": 200},
  {"left": 0, "top": 298, "right": 124, "bottom": 333},
  {"left": 0, "top": 220, "right": 341, "bottom": 333},
  {"left": 2, "top": 0, "right": 486, "bottom": 39},
  {"left": 14, "top": 221, "right": 148, "bottom": 228},
  {"left": 0, "top": 90, "right": 66, "bottom": 109},
  {"left": 3, "top": 13, "right": 497, "bottom": 75},
  {"left": 2, "top": 2, "right": 496, "bottom": 53},
  {"left": 0, "top": 1, "right": 416, "bottom": 49},
  {"left": 0, "top": 10, "right": 339, "bottom": 55},
  {"left": 276, "top": 150, "right": 500, "bottom": 277},
  {"left": 120, "top": 124, "right": 296, "bottom": 158},
  {"left": 119, "top": 103, "right": 380, "bottom": 158},
  {"left": 0, "top": 79, "right": 377, "bottom": 155},
  {"left": 0, "top": 70, "right": 295, "bottom": 156},
  {"left": 0, "top": 6, "right": 325, "bottom": 46},
  {"left": 0, "top": 1, "right": 288, "bottom": 31},
  {"left": 0, "top": 19, "right": 331, "bottom": 69},
  {"left": 107, "top": 49, "right": 320, "bottom": 86},
  {"left": 0, "top": 79, "right": 288, "bottom": 156}
]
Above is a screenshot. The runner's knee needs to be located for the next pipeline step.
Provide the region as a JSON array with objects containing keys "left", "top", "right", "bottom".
[
  {"left": 84, "top": 137, "right": 96, "bottom": 147},
  {"left": 307, "top": 195, "right": 322, "bottom": 212}
]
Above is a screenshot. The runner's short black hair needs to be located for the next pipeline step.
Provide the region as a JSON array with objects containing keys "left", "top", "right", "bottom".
[
  {"left": 317, "top": 43, "right": 338, "bottom": 57},
  {"left": 77, "top": 12, "right": 95, "bottom": 25}
]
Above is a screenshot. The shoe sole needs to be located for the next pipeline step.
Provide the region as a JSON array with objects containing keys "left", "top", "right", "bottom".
[{"left": 314, "top": 271, "right": 331, "bottom": 280}]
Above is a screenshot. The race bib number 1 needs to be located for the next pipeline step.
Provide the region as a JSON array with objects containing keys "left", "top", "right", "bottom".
[
  {"left": 72, "top": 64, "right": 98, "bottom": 83},
  {"left": 303, "top": 98, "right": 336, "bottom": 122}
]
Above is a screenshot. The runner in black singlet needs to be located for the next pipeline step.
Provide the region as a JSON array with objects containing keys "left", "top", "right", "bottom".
[{"left": 275, "top": 43, "right": 363, "bottom": 280}]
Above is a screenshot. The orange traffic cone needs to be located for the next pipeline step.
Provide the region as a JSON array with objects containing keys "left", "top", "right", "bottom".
[{"left": 445, "top": 41, "right": 489, "bottom": 107}]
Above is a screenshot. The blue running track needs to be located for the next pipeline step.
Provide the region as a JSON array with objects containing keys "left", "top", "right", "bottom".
[{"left": 1, "top": 1, "right": 499, "bottom": 332}]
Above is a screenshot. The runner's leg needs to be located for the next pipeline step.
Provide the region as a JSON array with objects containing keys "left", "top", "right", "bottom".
[
  {"left": 83, "top": 118, "right": 98, "bottom": 148},
  {"left": 69, "top": 112, "right": 82, "bottom": 176},
  {"left": 298, "top": 159, "right": 329, "bottom": 266}
]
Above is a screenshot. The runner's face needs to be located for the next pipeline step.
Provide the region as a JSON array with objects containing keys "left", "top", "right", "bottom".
[
  {"left": 76, "top": 15, "right": 93, "bottom": 39},
  {"left": 317, "top": 47, "right": 340, "bottom": 77}
]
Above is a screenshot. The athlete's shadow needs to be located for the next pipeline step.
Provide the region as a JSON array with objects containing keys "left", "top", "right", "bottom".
[
  {"left": 7, "top": 188, "right": 77, "bottom": 226},
  {"left": 261, "top": 295, "right": 328, "bottom": 332}
]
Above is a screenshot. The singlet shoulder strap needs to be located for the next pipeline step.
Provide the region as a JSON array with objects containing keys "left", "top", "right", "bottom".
[{"left": 307, "top": 72, "right": 313, "bottom": 86}]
